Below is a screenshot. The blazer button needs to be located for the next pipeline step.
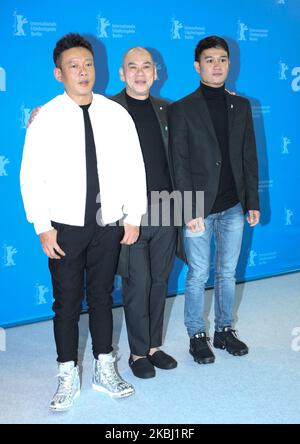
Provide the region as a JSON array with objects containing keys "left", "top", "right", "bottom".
[
  {"left": 165, "top": 126, "right": 168, "bottom": 131},
  {"left": 216, "top": 161, "right": 221, "bottom": 166}
]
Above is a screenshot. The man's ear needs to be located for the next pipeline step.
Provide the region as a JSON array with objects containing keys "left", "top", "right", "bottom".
[
  {"left": 54, "top": 67, "right": 63, "bottom": 82},
  {"left": 154, "top": 65, "right": 158, "bottom": 81},
  {"left": 119, "top": 67, "right": 125, "bottom": 82},
  {"left": 194, "top": 61, "right": 201, "bottom": 75}
]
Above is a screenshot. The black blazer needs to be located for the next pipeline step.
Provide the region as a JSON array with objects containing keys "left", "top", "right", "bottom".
[
  {"left": 168, "top": 87, "right": 260, "bottom": 219},
  {"left": 110, "top": 89, "right": 186, "bottom": 276}
]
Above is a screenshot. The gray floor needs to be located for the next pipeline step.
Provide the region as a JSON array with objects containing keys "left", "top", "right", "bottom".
[{"left": 0, "top": 272, "right": 299, "bottom": 424}]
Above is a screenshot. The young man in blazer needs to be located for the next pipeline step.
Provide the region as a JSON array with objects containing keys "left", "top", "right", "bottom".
[
  {"left": 169, "top": 36, "right": 260, "bottom": 365},
  {"left": 112, "top": 47, "right": 180, "bottom": 378}
]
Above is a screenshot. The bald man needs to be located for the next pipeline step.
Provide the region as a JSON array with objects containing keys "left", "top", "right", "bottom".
[{"left": 112, "top": 47, "right": 179, "bottom": 378}]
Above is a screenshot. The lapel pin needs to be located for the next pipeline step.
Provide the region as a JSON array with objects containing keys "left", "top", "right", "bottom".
[{"left": 230, "top": 104, "right": 234, "bottom": 109}]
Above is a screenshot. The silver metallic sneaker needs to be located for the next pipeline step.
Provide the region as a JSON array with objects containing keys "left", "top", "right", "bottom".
[
  {"left": 50, "top": 361, "right": 80, "bottom": 412},
  {"left": 92, "top": 352, "right": 135, "bottom": 398}
]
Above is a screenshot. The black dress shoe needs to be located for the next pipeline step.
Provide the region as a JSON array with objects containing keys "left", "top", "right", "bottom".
[
  {"left": 128, "top": 356, "right": 155, "bottom": 379},
  {"left": 147, "top": 350, "right": 177, "bottom": 370}
]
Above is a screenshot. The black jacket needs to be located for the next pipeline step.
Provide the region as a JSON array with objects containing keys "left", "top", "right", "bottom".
[
  {"left": 168, "top": 87, "right": 260, "bottom": 219},
  {"left": 110, "top": 89, "right": 186, "bottom": 277},
  {"left": 112, "top": 89, "right": 169, "bottom": 153}
]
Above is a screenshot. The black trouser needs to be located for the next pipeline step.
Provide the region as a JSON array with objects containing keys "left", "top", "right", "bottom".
[
  {"left": 49, "top": 222, "right": 123, "bottom": 363},
  {"left": 122, "top": 224, "right": 176, "bottom": 356}
]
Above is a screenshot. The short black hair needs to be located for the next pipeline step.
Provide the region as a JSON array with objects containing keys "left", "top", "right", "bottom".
[
  {"left": 195, "top": 35, "right": 229, "bottom": 62},
  {"left": 53, "top": 33, "right": 94, "bottom": 68}
]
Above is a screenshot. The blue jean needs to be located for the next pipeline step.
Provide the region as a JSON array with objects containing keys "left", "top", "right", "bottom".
[{"left": 183, "top": 203, "right": 245, "bottom": 337}]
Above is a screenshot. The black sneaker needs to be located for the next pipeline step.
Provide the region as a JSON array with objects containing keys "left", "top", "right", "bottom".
[
  {"left": 214, "top": 327, "right": 249, "bottom": 356},
  {"left": 189, "top": 332, "right": 215, "bottom": 364}
]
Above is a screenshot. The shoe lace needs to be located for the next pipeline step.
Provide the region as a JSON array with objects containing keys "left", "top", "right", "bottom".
[
  {"left": 225, "top": 328, "right": 238, "bottom": 337},
  {"left": 55, "top": 372, "right": 74, "bottom": 397},
  {"left": 98, "top": 360, "right": 125, "bottom": 387},
  {"left": 224, "top": 328, "right": 242, "bottom": 344},
  {"left": 194, "top": 334, "right": 211, "bottom": 350}
]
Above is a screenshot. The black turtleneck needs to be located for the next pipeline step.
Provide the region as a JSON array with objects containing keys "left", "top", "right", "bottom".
[
  {"left": 125, "top": 92, "right": 172, "bottom": 194},
  {"left": 200, "top": 82, "right": 239, "bottom": 214}
]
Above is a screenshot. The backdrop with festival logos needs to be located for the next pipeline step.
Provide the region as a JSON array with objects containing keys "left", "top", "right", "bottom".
[{"left": 0, "top": 0, "right": 299, "bottom": 327}]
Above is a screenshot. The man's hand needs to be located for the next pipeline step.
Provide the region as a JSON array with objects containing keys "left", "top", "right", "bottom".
[
  {"left": 247, "top": 210, "right": 260, "bottom": 227},
  {"left": 26, "top": 106, "right": 42, "bottom": 128},
  {"left": 187, "top": 217, "right": 205, "bottom": 233},
  {"left": 39, "top": 229, "right": 66, "bottom": 259},
  {"left": 120, "top": 223, "right": 140, "bottom": 245}
]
